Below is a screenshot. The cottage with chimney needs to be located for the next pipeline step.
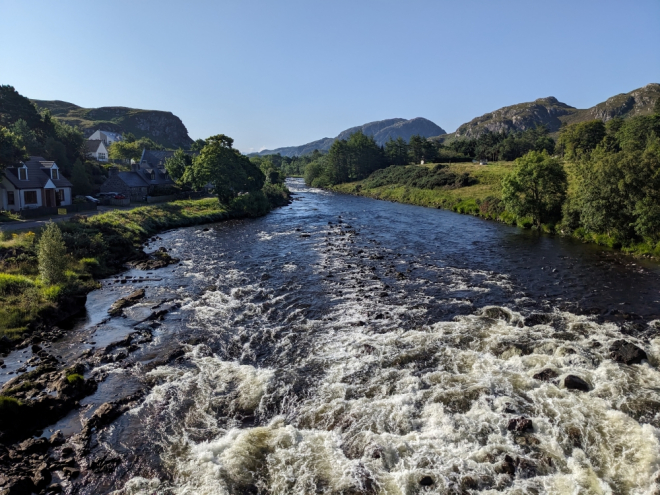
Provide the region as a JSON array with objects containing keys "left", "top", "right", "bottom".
[
  {"left": 99, "top": 149, "right": 187, "bottom": 202},
  {"left": 1, "top": 157, "right": 73, "bottom": 211}
]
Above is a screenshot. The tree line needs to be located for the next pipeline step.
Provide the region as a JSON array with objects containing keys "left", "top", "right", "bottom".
[
  {"left": 162, "top": 135, "right": 290, "bottom": 213},
  {"left": 502, "top": 102, "right": 660, "bottom": 249}
]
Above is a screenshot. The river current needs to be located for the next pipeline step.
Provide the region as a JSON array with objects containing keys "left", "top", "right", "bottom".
[{"left": 49, "top": 179, "right": 660, "bottom": 494}]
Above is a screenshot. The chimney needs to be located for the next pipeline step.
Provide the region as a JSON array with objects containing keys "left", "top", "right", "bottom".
[
  {"left": 108, "top": 166, "right": 119, "bottom": 177},
  {"left": 131, "top": 162, "right": 139, "bottom": 172}
]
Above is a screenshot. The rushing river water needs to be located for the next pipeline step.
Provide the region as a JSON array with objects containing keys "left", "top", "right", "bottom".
[{"left": 32, "top": 179, "right": 660, "bottom": 494}]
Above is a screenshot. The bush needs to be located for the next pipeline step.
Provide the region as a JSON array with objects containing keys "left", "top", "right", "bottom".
[
  {"left": 230, "top": 191, "right": 271, "bottom": 217},
  {"left": 262, "top": 183, "right": 290, "bottom": 207},
  {"left": 0, "top": 274, "right": 35, "bottom": 295},
  {"left": 362, "top": 165, "right": 477, "bottom": 190},
  {"left": 37, "top": 222, "right": 67, "bottom": 284}
]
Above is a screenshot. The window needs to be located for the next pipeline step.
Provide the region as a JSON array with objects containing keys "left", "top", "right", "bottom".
[
  {"left": 7, "top": 192, "right": 14, "bottom": 205},
  {"left": 51, "top": 169, "right": 59, "bottom": 180},
  {"left": 57, "top": 189, "right": 65, "bottom": 201},
  {"left": 18, "top": 167, "right": 27, "bottom": 180},
  {"left": 150, "top": 172, "right": 155, "bottom": 180},
  {"left": 24, "top": 191, "right": 37, "bottom": 204},
  {"left": 98, "top": 153, "right": 106, "bottom": 160}
]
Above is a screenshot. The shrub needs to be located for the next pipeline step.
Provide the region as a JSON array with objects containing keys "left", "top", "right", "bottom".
[
  {"left": 0, "top": 274, "right": 35, "bottom": 295},
  {"left": 230, "top": 191, "right": 271, "bottom": 218},
  {"left": 37, "top": 222, "right": 67, "bottom": 284}
]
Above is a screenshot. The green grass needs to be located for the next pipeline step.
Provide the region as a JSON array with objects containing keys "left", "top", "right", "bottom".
[
  {"left": 333, "top": 162, "right": 516, "bottom": 220},
  {"left": 0, "top": 197, "right": 243, "bottom": 341},
  {"left": 0, "top": 210, "right": 21, "bottom": 223},
  {"left": 332, "top": 161, "right": 660, "bottom": 259}
]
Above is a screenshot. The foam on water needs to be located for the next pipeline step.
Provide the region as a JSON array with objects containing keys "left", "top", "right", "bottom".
[
  {"left": 114, "top": 304, "right": 660, "bottom": 494},
  {"left": 108, "top": 187, "right": 660, "bottom": 494}
]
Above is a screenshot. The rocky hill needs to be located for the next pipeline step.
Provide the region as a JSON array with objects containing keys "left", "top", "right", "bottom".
[
  {"left": 31, "top": 100, "right": 193, "bottom": 149},
  {"left": 254, "top": 117, "right": 445, "bottom": 157},
  {"left": 453, "top": 83, "right": 660, "bottom": 139}
]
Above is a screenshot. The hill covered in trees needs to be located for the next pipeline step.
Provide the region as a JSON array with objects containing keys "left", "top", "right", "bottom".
[
  {"left": 253, "top": 117, "right": 445, "bottom": 157},
  {"left": 31, "top": 99, "right": 193, "bottom": 149}
]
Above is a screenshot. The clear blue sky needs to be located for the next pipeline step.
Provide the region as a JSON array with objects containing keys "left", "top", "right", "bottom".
[{"left": 1, "top": 0, "right": 659, "bottom": 153}]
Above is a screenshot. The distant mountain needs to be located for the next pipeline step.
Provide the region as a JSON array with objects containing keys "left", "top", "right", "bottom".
[
  {"left": 452, "top": 83, "right": 660, "bottom": 139},
  {"left": 31, "top": 99, "right": 193, "bottom": 149},
  {"left": 253, "top": 117, "right": 446, "bottom": 157}
]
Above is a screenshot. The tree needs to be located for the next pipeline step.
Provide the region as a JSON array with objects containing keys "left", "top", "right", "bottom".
[
  {"left": 185, "top": 134, "right": 264, "bottom": 203},
  {"left": 190, "top": 139, "right": 207, "bottom": 152},
  {"left": 9, "top": 119, "right": 42, "bottom": 155},
  {"left": 164, "top": 148, "right": 193, "bottom": 184},
  {"left": 71, "top": 159, "right": 92, "bottom": 195},
  {"left": 557, "top": 120, "right": 606, "bottom": 159},
  {"left": 0, "top": 126, "right": 27, "bottom": 170},
  {"left": 38, "top": 222, "right": 67, "bottom": 284},
  {"left": 385, "top": 137, "right": 409, "bottom": 165},
  {"left": 502, "top": 150, "right": 567, "bottom": 227}
]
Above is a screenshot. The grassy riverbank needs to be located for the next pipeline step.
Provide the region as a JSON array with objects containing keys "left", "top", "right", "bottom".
[
  {"left": 331, "top": 162, "right": 660, "bottom": 258},
  {"left": 0, "top": 195, "right": 271, "bottom": 343},
  {"left": 332, "top": 161, "right": 519, "bottom": 221}
]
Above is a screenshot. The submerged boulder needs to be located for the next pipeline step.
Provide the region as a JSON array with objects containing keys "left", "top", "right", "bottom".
[
  {"left": 609, "top": 340, "right": 647, "bottom": 365},
  {"left": 564, "top": 375, "right": 591, "bottom": 392},
  {"left": 533, "top": 368, "right": 559, "bottom": 382}
]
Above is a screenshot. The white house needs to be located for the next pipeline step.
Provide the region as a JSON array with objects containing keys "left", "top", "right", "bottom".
[
  {"left": 88, "top": 130, "right": 123, "bottom": 146},
  {"left": 1, "top": 157, "right": 73, "bottom": 211},
  {"left": 86, "top": 140, "right": 109, "bottom": 162}
]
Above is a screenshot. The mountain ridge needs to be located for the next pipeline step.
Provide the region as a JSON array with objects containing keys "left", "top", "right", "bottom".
[
  {"left": 252, "top": 117, "right": 446, "bottom": 157},
  {"left": 31, "top": 99, "right": 193, "bottom": 149},
  {"left": 450, "top": 83, "right": 660, "bottom": 140}
]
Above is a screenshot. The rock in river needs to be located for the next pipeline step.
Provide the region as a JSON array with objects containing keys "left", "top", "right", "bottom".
[
  {"left": 609, "top": 340, "right": 647, "bottom": 365},
  {"left": 108, "top": 289, "right": 145, "bottom": 316},
  {"left": 564, "top": 374, "right": 591, "bottom": 392}
]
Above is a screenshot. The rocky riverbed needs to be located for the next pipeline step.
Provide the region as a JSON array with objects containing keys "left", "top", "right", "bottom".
[{"left": 1, "top": 179, "right": 659, "bottom": 494}]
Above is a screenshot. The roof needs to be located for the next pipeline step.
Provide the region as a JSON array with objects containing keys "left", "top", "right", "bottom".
[
  {"left": 85, "top": 140, "right": 105, "bottom": 153},
  {"left": 3, "top": 156, "right": 73, "bottom": 189},
  {"left": 140, "top": 149, "right": 197, "bottom": 168},
  {"left": 91, "top": 130, "right": 122, "bottom": 141},
  {"left": 116, "top": 172, "right": 149, "bottom": 188}
]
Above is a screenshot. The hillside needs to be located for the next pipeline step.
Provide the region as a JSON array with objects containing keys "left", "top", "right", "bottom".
[
  {"left": 254, "top": 117, "right": 445, "bottom": 157},
  {"left": 31, "top": 99, "right": 193, "bottom": 149},
  {"left": 453, "top": 83, "right": 660, "bottom": 139}
]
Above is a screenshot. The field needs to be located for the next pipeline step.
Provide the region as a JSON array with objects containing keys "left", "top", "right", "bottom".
[{"left": 332, "top": 161, "right": 519, "bottom": 222}]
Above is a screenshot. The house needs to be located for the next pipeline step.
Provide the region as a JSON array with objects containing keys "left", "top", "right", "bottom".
[
  {"left": 1, "top": 157, "right": 73, "bottom": 211},
  {"left": 88, "top": 130, "right": 123, "bottom": 146},
  {"left": 85, "top": 140, "right": 109, "bottom": 162}
]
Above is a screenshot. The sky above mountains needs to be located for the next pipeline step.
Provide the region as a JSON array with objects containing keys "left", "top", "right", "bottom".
[{"left": 1, "top": 0, "right": 659, "bottom": 153}]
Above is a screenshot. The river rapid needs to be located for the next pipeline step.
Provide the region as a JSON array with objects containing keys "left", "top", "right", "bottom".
[{"left": 40, "top": 179, "right": 660, "bottom": 494}]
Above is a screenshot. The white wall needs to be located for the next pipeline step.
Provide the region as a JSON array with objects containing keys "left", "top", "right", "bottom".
[
  {"left": 1, "top": 177, "right": 19, "bottom": 211},
  {"left": 58, "top": 188, "right": 72, "bottom": 206}
]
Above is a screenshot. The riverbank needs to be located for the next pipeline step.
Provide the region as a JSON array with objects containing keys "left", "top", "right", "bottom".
[
  {"left": 0, "top": 193, "right": 282, "bottom": 348},
  {"left": 330, "top": 162, "right": 660, "bottom": 259}
]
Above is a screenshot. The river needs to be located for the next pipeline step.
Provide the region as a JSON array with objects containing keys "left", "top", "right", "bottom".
[{"left": 17, "top": 179, "right": 660, "bottom": 494}]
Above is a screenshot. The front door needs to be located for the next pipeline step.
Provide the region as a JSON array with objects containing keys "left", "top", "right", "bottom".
[{"left": 45, "top": 189, "right": 56, "bottom": 207}]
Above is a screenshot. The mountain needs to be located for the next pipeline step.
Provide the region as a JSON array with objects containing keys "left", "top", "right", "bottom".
[
  {"left": 254, "top": 117, "right": 445, "bottom": 157},
  {"left": 452, "top": 83, "right": 660, "bottom": 139},
  {"left": 31, "top": 100, "right": 193, "bottom": 149}
]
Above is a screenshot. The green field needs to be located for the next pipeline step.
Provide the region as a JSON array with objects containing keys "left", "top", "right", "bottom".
[{"left": 332, "top": 161, "right": 519, "bottom": 222}]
